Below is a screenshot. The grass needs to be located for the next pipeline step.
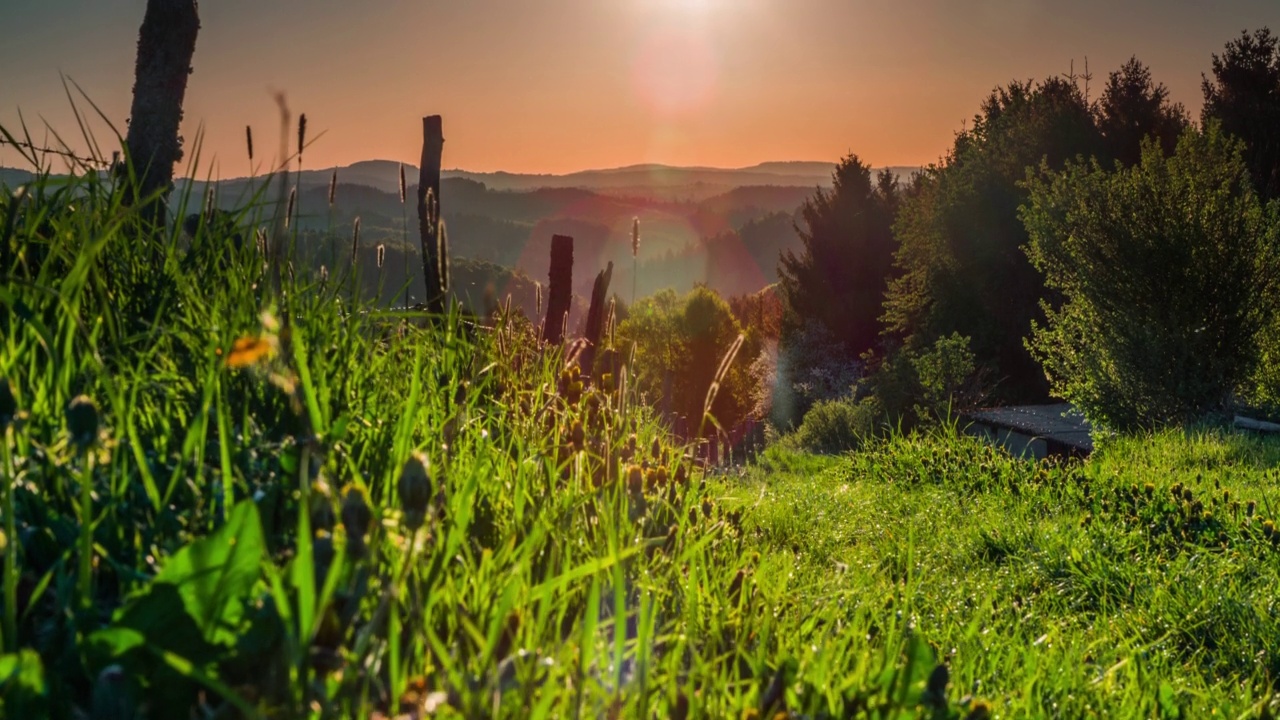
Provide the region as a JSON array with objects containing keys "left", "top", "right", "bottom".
[
  {"left": 4, "top": 140, "right": 1280, "bottom": 718},
  {"left": 0, "top": 144, "right": 989, "bottom": 718},
  {"left": 730, "top": 429, "right": 1280, "bottom": 717}
]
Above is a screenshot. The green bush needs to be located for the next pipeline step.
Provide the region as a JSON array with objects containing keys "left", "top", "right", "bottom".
[
  {"left": 793, "top": 395, "right": 881, "bottom": 454},
  {"left": 1022, "top": 125, "right": 1280, "bottom": 429}
]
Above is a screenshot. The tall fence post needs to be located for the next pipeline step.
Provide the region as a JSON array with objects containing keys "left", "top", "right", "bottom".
[
  {"left": 417, "top": 116, "right": 447, "bottom": 314},
  {"left": 543, "top": 235, "right": 574, "bottom": 345},
  {"left": 122, "top": 0, "right": 201, "bottom": 228}
]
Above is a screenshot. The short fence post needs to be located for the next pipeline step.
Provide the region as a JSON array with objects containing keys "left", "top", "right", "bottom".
[{"left": 543, "top": 235, "right": 574, "bottom": 345}]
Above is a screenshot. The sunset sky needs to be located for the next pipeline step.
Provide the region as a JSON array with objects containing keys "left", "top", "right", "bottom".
[{"left": 2, "top": 1, "right": 1275, "bottom": 176}]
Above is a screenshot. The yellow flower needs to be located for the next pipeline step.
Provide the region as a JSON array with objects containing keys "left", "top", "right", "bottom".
[{"left": 225, "top": 335, "right": 274, "bottom": 368}]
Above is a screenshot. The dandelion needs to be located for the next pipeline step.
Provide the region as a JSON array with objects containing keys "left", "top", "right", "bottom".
[{"left": 225, "top": 336, "right": 275, "bottom": 369}]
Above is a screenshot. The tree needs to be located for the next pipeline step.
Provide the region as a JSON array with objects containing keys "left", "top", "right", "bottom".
[
  {"left": 882, "top": 77, "right": 1102, "bottom": 401},
  {"left": 1022, "top": 126, "right": 1280, "bottom": 429},
  {"left": 1202, "top": 28, "right": 1280, "bottom": 202},
  {"left": 778, "top": 155, "right": 900, "bottom": 360},
  {"left": 617, "top": 286, "right": 756, "bottom": 432},
  {"left": 1097, "top": 57, "right": 1190, "bottom": 166}
]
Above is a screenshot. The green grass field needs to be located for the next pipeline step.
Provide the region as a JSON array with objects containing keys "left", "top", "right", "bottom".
[
  {"left": 3, "top": 166, "right": 1280, "bottom": 718},
  {"left": 729, "top": 431, "right": 1280, "bottom": 718}
]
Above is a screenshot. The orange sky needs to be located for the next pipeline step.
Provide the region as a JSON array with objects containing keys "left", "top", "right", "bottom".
[{"left": 2, "top": 1, "right": 1276, "bottom": 176}]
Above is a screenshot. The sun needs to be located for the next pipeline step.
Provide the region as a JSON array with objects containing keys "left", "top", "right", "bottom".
[{"left": 656, "top": 0, "right": 717, "bottom": 14}]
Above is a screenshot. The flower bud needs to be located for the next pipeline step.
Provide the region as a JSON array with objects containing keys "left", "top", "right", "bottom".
[
  {"left": 0, "top": 378, "right": 16, "bottom": 428},
  {"left": 398, "top": 453, "right": 434, "bottom": 531},
  {"left": 66, "top": 395, "right": 99, "bottom": 450},
  {"left": 341, "top": 485, "right": 373, "bottom": 556}
]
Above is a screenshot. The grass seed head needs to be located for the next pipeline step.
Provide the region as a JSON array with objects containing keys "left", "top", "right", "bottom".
[
  {"left": 0, "top": 377, "right": 16, "bottom": 428},
  {"left": 399, "top": 453, "right": 434, "bottom": 530},
  {"left": 341, "top": 485, "right": 373, "bottom": 554},
  {"left": 297, "top": 113, "right": 308, "bottom": 160},
  {"left": 245, "top": 125, "right": 254, "bottom": 162},
  {"left": 285, "top": 186, "right": 297, "bottom": 229},
  {"left": 328, "top": 168, "right": 338, "bottom": 207},
  {"left": 66, "top": 395, "right": 99, "bottom": 450}
]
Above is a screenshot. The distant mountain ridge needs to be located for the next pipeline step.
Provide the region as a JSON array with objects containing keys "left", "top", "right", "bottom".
[{"left": 1, "top": 160, "right": 921, "bottom": 199}]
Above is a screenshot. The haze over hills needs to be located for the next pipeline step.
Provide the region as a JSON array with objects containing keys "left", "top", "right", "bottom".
[{"left": 0, "top": 158, "right": 920, "bottom": 307}]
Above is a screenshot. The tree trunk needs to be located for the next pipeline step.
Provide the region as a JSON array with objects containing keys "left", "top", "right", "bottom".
[
  {"left": 417, "top": 116, "right": 446, "bottom": 313},
  {"left": 123, "top": 0, "right": 200, "bottom": 226},
  {"left": 543, "top": 235, "right": 574, "bottom": 345},
  {"left": 579, "top": 261, "right": 613, "bottom": 377}
]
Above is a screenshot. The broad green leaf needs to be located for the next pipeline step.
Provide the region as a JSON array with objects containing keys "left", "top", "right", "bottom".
[{"left": 154, "top": 499, "right": 266, "bottom": 643}]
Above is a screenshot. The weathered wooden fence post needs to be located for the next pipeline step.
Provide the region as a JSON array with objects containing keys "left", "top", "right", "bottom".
[
  {"left": 417, "top": 115, "right": 447, "bottom": 313},
  {"left": 580, "top": 261, "right": 614, "bottom": 377},
  {"left": 122, "top": 0, "right": 200, "bottom": 227},
  {"left": 543, "top": 234, "right": 574, "bottom": 345}
]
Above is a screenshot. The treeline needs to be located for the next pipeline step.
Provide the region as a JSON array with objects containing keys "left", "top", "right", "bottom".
[{"left": 767, "top": 29, "right": 1280, "bottom": 442}]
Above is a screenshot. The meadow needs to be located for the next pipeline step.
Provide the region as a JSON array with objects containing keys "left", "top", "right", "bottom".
[{"left": 3, "top": 154, "right": 1280, "bottom": 720}]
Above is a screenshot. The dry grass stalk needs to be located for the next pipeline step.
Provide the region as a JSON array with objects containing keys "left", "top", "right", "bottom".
[
  {"left": 701, "top": 333, "right": 745, "bottom": 432},
  {"left": 297, "top": 113, "right": 307, "bottom": 163},
  {"left": 563, "top": 338, "right": 589, "bottom": 370},
  {"left": 437, "top": 221, "right": 450, "bottom": 294},
  {"left": 351, "top": 217, "right": 361, "bottom": 265},
  {"left": 285, "top": 186, "right": 296, "bottom": 229}
]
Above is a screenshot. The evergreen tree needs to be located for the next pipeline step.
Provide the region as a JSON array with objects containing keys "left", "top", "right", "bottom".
[
  {"left": 1202, "top": 28, "right": 1280, "bottom": 201},
  {"left": 778, "top": 155, "right": 900, "bottom": 360},
  {"left": 1097, "top": 57, "right": 1190, "bottom": 166}
]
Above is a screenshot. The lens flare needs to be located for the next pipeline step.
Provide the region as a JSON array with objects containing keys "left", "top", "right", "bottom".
[{"left": 632, "top": 27, "right": 718, "bottom": 118}]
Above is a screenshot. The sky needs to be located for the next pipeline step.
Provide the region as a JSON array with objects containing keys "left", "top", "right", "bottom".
[{"left": 1, "top": 0, "right": 1276, "bottom": 176}]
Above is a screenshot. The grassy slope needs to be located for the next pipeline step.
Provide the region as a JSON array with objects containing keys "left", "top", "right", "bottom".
[
  {"left": 0, "top": 168, "right": 986, "bottom": 718},
  {"left": 729, "top": 431, "right": 1280, "bottom": 717}
]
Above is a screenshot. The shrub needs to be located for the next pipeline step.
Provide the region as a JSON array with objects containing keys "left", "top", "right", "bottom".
[
  {"left": 1022, "top": 125, "right": 1280, "bottom": 429},
  {"left": 793, "top": 395, "right": 881, "bottom": 454},
  {"left": 769, "top": 319, "right": 863, "bottom": 428},
  {"left": 866, "top": 332, "right": 982, "bottom": 428}
]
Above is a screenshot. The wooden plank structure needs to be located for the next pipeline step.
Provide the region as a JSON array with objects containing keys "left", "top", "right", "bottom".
[{"left": 962, "top": 403, "right": 1093, "bottom": 460}]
